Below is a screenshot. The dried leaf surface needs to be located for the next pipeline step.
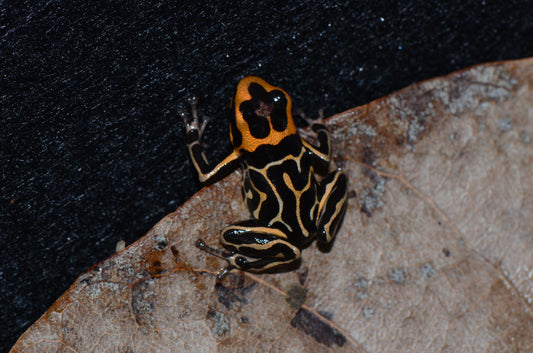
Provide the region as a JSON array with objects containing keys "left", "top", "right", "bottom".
[{"left": 11, "top": 58, "right": 533, "bottom": 353}]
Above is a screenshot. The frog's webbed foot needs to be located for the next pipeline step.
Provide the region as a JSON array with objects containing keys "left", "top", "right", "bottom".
[
  {"left": 179, "top": 96, "right": 210, "bottom": 142},
  {"left": 297, "top": 108, "right": 325, "bottom": 143},
  {"left": 195, "top": 239, "right": 235, "bottom": 279}
]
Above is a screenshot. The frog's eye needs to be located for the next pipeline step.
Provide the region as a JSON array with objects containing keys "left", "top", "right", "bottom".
[{"left": 269, "top": 91, "right": 289, "bottom": 132}]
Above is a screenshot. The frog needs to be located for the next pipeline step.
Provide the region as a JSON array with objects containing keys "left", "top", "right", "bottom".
[{"left": 180, "top": 76, "right": 348, "bottom": 278}]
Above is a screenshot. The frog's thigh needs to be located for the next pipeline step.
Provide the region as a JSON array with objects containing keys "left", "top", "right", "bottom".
[
  {"left": 220, "top": 220, "right": 301, "bottom": 272},
  {"left": 316, "top": 170, "right": 348, "bottom": 245}
]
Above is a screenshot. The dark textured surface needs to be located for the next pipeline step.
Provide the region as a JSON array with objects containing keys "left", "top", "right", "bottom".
[{"left": 1, "top": 1, "right": 532, "bottom": 350}]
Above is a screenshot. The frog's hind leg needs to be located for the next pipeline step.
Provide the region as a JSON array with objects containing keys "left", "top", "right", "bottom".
[
  {"left": 219, "top": 220, "right": 301, "bottom": 273},
  {"left": 316, "top": 170, "right": 348, "bottom": 248}
]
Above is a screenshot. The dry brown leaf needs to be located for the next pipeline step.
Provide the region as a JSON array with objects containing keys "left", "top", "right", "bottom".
[{"left": 11, "top": 58, "right": 533, "bottom": 353}]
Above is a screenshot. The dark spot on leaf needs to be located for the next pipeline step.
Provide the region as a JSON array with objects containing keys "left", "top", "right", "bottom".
[
  {"left": 131, "top": 279, "right": 157, "bottom": 326},
  {"left": 240, "top": 315, "right": 249, "bottom": 323},
  {"left": 297, "top": 267, "right": 309, "bottom": 285},
  {"left": 354, "top": 274, "right": 368, "bottom": 290},
  {"left": 353, "top": 274, "right": 369, "bottom": 300},
  {"left": 155, "top": 236, "right": 168, "bottom": 250},
  {"left": 361, "top": 146, "right": 375, "bottom": 167},
  {"left": 145, "top": 252, "right": 165, "bottom": 275},
  {"left": 388, "top": 267, "right": 407, "bottom": 284},
  {"left": 291, "top": 308, "right": 346, "bottom": 347},
  {"left": 286, "top": 284, "right": 307, "bottom": 309},
  {"left": 361, "top": 205, "right": 372, "bottom": 217},
  {"left": 215, "top": 273, "right": 257, "bottom": 310},
  {"left": 362, "top": 306, "right": 374, "bottom": 318},
  {"left": 442, "top": 248, "right": 451, "bottom": 257},
  {"left": 407, "top": 115, "right": 427, "bottom": 143},
  {"left": 420, "top": 262, "right": 436, "bottom": 279},
  {"left": 170, "top": 245, "right": 180, "bottom": 258},
  {"left": 98, "top": 261, "right": 117, "bottom": 280},
  {"left": 178, "top": 309, "right": 191, "bottom": 319},
  {"left": 360, "top": 179, "right": 385, "bottom": 217},
  {"left": 206, "top": 309, "right": 230, "bottom": 337},
  {"left": 498, "top": 117, "right": 512, "bottom": 131}
]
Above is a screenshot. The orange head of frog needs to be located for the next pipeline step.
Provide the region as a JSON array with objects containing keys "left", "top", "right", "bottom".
[{"left": 229, "top": 76, "right": 297, "bottom": 154}]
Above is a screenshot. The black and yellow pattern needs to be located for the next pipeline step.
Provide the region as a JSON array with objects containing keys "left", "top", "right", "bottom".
[{"left": 182, "top": 76, "right": 348, "bottom": 276}]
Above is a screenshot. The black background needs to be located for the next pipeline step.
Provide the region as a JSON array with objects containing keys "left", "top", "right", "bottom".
[{"left": 2, "top": 1, "right": 532, "bottom": 350}]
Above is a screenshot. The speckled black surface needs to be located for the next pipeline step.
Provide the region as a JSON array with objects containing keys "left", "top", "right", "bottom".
[{"left": 2, "top": 1, "right": 532, "bottom": 349}]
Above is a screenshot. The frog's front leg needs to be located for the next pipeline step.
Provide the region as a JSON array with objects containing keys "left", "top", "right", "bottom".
[
  {"left": 201, "top": 220, "right": 302, "bottom": 275},
  {"left": 316, "top": 170, "right": 348, "bottom": 247},
  {"left": 179, "top": 97, "right": 240, "bottom": 185}
]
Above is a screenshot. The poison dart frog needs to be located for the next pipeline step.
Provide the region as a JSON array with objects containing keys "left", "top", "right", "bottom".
[{"left": 180, "top": 76, "right": 348, "bottom": 278}]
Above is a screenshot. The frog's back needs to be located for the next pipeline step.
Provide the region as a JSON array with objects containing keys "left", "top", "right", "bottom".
[{"left": 241, "top": 134, "right": 318, "bottom": 243}]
